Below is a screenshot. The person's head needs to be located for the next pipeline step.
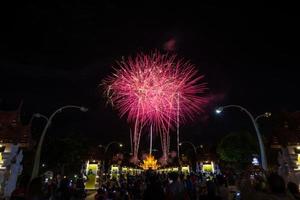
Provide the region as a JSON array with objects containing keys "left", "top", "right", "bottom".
[
  {"left": 216, "top": 175, "right": 226, "bottom": 186},
  {"left": 287, "top": 182, "right": 299, "bottom": 194},
  {"left": 168, "top": 172, "right": 178, "bottom": 183},
  {"left": 179, "top": 173, "right": 185, "bottom": 181},
  {"left": 267, "top": 173, "right": 286, "bottom": 194},
  {"left": 148, "top": 174, "right": 157, "bottom": 185}
]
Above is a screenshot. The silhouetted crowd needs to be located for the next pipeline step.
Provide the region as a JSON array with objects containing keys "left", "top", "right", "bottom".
[
  {"left": 95, "top": 171, "right": 300, "bottom": 200},
  {"left": 95, "top": 171, "right": 234, "bottom": 200},
  {"left": 10, "top": 174, "right": 87, "bottom": 200},
  {"left": 9, "top": 171, "right": 300, "bottom": 200}
]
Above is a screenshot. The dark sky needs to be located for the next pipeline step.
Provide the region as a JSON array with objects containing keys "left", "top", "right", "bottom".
[{"left": 0, "top": 2, "right": 299, "bottom": 151}]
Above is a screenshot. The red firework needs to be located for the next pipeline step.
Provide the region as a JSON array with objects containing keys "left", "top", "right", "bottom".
[{"left": 103, "top": 51, "right": 207, "bottom": 163}]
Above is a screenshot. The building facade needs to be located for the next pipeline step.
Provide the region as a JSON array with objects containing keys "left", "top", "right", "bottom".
[{"left": 0, "top": 104, "right": 32, "bottom": 198}]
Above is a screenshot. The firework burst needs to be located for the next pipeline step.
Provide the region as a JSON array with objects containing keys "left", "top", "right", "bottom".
[{"left": 103, "top": 51, "right": 207, "bottom": 164}]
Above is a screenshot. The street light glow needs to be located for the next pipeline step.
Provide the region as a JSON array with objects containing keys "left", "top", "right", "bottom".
[
  {"left": 34, "top": 113, "right": 42, "bottom": 118},
  {"left": 215, "top": 107, "right": 223, "bottom": 114},
  {"left": 80, "top": 107, "right": 89, "bottom": 112},
  {"left": 265, "top": 112, "right": 272, "bottom": 117},
  {"left": 119, "top": 143, "right": 123, "bottom": 147}
]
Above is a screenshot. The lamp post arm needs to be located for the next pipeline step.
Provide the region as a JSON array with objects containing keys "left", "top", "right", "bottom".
[
  {"left": 247, "top": 112, "right": 268, "bottom": 171},
  {"left": 255, "top": 114, "right": 267, "bottom": 122},
  {"left": 221, "top": 104, "right": 245, "bottom": 111},
  {"left": 180, "top": 141, "right": 197, "bottom": 154},
  {"left": 104, "top": 141, "right": 121, "bottom": 154},
  {"left": 29, "top": 114, "right": 49, "bottom": 124},
  {"left": 31, "top": 105, "right": 86, "bottom": 180},
  {"left": 102, "top": 141, "right": 121, "bottom": 174},
  {"left": 220, "top": 105, "right": 268, "bottom": 171},
  {"left": 48, "top": 105, "right": 84, "bottom": 121}
]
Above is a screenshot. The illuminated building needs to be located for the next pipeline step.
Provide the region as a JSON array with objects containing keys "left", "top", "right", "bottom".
[
  {"left": 269, "top": 111, "right": 300, "bottom": 185},
  {"left": 84, "top": 160, "right": 100, "bottom": 190},
  {"left": 140, "top": 154, "right": 160, "bottom": 170},
  {"left": 0, "top": 104, "right": 32, "bottom": 148},
  {"left": 0, "top": 103, "right": 31, "bottom": 197}
]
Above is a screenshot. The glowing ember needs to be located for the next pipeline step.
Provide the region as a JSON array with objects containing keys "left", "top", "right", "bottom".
[
  {"left": 140, "top": 154, "right": 160, "bottom": 170},
  {"left": 103, "top": 51, "right": 207, "bottom": 163}
]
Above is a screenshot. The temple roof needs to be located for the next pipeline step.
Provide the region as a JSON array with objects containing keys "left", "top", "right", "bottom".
[
  {"left": 0, "top": 106, "right": 31, "bottom": 147},
  {"left": 0, "top": 110, "right": 20, "bottom": 124}
]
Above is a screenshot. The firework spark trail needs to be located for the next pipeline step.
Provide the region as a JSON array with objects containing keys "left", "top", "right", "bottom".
[{"left": 103, "top": 51, "right": 207, "bottom": 164}]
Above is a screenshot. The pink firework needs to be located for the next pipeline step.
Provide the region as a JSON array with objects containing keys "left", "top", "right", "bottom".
[{"left": 103, "top": 51, "right": 207, "bottom": 163}]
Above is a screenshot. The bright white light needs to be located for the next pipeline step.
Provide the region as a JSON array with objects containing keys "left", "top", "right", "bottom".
[
  {"left": 80, "top": 107, "right": 88, "bottom": 112},
  {"left": 34, "top": 113, "right": 42, "bottom": 118},
  {"left": 252, "top": 157, "right": 259, "bottom": 166},
  {"left": 215, "top": 109, "right": 222, "bottom": 114},
  {"left": 265, "top": 112, "right": 272, "bottom": 117}
]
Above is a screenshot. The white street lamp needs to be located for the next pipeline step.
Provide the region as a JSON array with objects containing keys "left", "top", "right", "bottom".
[
  {"left": 31, "top": 113, "right": 49, "bottom": 122},
  {"left": 255, "top": 112, "right": 272, "bottom": 122},
  {"left": 216, "top": 105, "right": 270, "bottom": 171},
  {"left": 31, "top": 105, "right": 88, "bottom": 180}
]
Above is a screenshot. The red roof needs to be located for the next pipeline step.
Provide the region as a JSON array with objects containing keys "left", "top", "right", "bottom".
[
  {"left": 0, "top": 110, "right": 19, "bottom": 124},
  {"left": 0, "top": 108, "right": 31, "bottom": 147}
]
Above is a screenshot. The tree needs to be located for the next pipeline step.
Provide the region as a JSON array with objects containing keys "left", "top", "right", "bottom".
[
  {"left": 217, "top": 131, "right": 258, "bottom": 168},
  {"left": 41, "top": 133, "right": 89, "bottom": 176}
]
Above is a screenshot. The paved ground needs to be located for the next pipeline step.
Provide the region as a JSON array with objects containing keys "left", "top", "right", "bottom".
[{"left": 86, "top": 191, "right": 96, "bottom": 200}]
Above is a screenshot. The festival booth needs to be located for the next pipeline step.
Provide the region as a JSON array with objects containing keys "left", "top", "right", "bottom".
[
  {"left": 121, "top": 166, "right": 143, "bottom": 176},
  {"left": 110, "top": 165, "right": 119, "bottom": 180},
  {"left": 84, "top": 160, "right": 100, "bottom": 190},
  {"left": 181, "top": 165, "right": 190, "bottom": 174},
  {"left": 197, "top": 161, "right": 217, "bottom": 174}
]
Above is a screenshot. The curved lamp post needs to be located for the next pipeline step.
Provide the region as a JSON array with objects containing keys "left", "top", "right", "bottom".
[
  {"left": 31, "top": 105, "right": 88, "bottom": 180},
  {"left": 179, "top": 141, "right": 203, "bottom": 155},
  {"left": 99, "top": 141, "right": 123, "bottom": 154},
  {"left": 215, "top": 105, "right": 271, "bottom": 171},
  {"left": 179, "top": 141, "right": 203, "bottom": 171},
  {"left": 30, "top": 113, "right": 49, "bottom": 124},
  {"left": 98, "top": 141, "right": 123, "bottom": 172}
]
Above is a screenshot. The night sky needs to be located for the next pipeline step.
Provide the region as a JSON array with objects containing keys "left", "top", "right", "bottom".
[{"left": 0, "top": 2, "right": 299, "bottom": 151}]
